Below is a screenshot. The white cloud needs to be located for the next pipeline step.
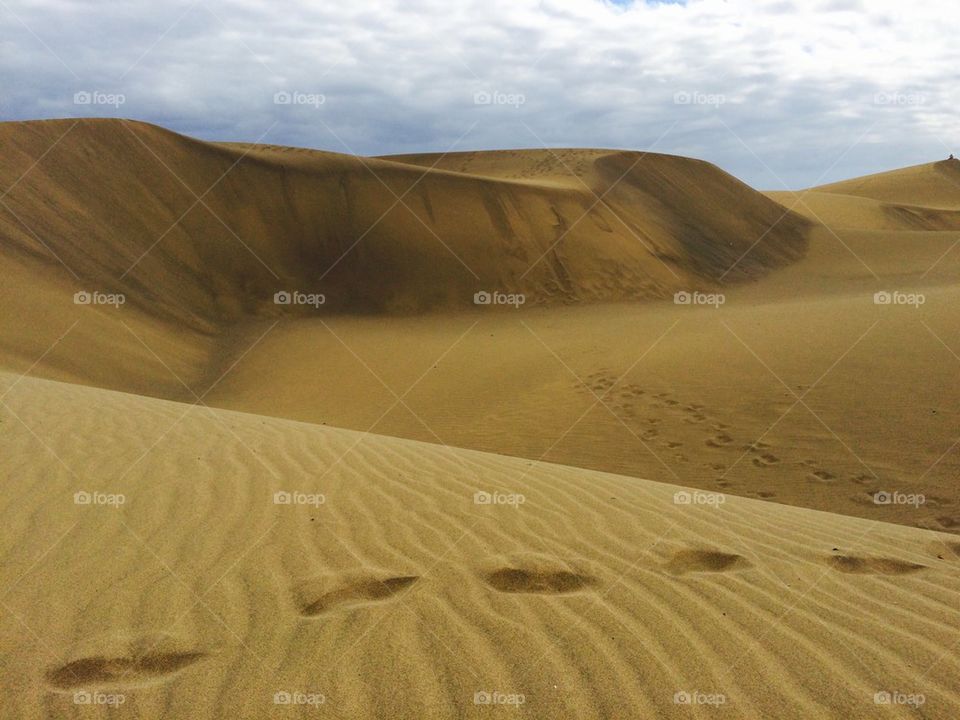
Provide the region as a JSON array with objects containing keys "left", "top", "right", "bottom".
[{"left": 1, "top": 0, "right": 958, "bottom": 187}]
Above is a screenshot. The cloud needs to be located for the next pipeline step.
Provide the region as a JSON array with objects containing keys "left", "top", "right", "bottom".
[{"left": 1, "top": 0, "right": 958, "bottom": 187}]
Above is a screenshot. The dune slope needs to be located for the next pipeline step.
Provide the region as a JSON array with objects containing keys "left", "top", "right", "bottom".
[
  {"left": 0, "top": 118, "right": 809, "bottom": 398},
  {"left": 1, "top": 372, "right": 959, "bottom": 719},
  {"left": 812, "top": 159, "right": 960, "bottom": 211},
  {"left": 0, "top": 119, "right": 809, "bottom": 320},
  {"left": 3, "top": 122, "right": 960, "bottom": 538}
]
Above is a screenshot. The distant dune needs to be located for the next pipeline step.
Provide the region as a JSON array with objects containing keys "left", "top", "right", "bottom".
[
  {"left": 813, "top": 159, "right": 960, "bottom": 210},
  {"left": 0, "top": 117, "right": 806, "bottom": 398},
  {"left": 0, "top": 119, "right": 808, "bottom": 322}
]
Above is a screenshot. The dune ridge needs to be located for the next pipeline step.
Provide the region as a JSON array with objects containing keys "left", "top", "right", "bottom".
[
  {"left": 0, "top": 117, "right": 808, "bottom": 404},
  {"left": 813, "top": 159, "right": 960, "bottom": 210},
  {"left": 0, "top": 119, "right": 809, "bottom": 319}
]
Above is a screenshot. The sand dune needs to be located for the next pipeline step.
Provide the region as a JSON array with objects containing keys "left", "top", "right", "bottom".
[
  {"left": 0, "top": 119, "right": 807, "bottom": 321},
  {"left": 2, "top": 122, "right": 959, "bottom": 535},
  {"left": 2, "top": 119, "right": 960, "bottom": 718},
  {"left": 2, "top": 372, "right": 959, "bottom": 719},
  {"left": 0, "top": 118, "right": 806, "bottom": 394},
  {"left": 813, "top": 159, "right": 960, "bottom": 210},
  {"left": 765, "top": 189, "right": 960, "bottom": 232}
]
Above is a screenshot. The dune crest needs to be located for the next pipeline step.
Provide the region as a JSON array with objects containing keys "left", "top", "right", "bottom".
[{"left": 0, "top": 119, "right": 808, "bottom": 321}]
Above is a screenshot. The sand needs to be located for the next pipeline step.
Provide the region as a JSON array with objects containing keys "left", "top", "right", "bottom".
[
  {"left": 2, "top": 373, "right": 959, "bottom": 719},
  {"left": 1, "top": 118, "right": 959, "bottom": 718}
]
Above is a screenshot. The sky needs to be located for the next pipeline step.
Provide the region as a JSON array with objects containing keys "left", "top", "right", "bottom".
[{"left": 1, "top": 0, "right": 957, "bottom": 188}]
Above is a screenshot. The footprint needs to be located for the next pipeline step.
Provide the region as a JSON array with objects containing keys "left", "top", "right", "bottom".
[
  {"left": 826, "top": 555, "right": 926, "bottom": 575},
  {"left": 626, "top": 387, "right": 645, "bottom": 397},
  {"left": 706, "top": 433, "right": 734, "bottom": 448},
  {"left": 46, "top": 634, "right": 206, "bottom": 690},
  {"left": 751, "top": 453, "right": 780, "bottom": 468},
  {"left": 664, "top": 549, "right": 750, "bottom": 575},
  {"left": 809, "top": 469, "right": 836, "bottom": 481},
  {"left": 483, "top": 554, "right": 596, "bottom": 595},
  {"left": 295, "top": 573, "right": 419, "bottom": 616}
]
